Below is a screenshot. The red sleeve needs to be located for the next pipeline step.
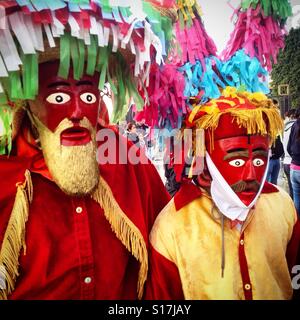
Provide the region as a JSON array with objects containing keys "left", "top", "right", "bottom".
[
  {"left": 286, "top": 219, "right": 300, "bottom": 300},
  {"left": 286, "top": 219, "right": 300, "bottom": 271},
  {"left": 144, "top": 245, "right": 184, "bottom": 300}
]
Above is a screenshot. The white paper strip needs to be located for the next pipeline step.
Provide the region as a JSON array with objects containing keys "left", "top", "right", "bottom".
[
  {"left": 151, "top": 33, "right": 163, "bottom": 65},
  {"left": 134, "top": 48, "right": 140, "bottom": 77},
  {"left": 0, "top": 81, "right": 3, "bottom": 94},
  {"left": 8, "top": 12, "right": 36, "bottom": 54},
  {"left": 51, "top": 24, "right": 59, "bottom": 38},
  {"left": 129, "top": 38, "right": 136, "bottom": 55},
  {"left": 83, "top": 29, "right": 91, "bottom": 45},
  {"left": 44, "top": 24, "right": 56, "bottom": 47},
  {"left": 143, "top": 22, "right": 151, "bottom": 62},
  {"left": 103, "top": 27, "right": 110, "bottom": 47},
  {"left": 68, "top": 15, "right": 80, "bottom": 38},
  {"left": 51, "top": 12, "right": 65, "bottom": 36},
  {"left": 90, "top": 16, "right": 98, "bottom": 35},
  {"left": 122, "top": 19, "right": 141, "bottom": 45},
  {"left": 111, "top": 24, "right": 119, "bottom": 52},
  {"left": 120, "top": 39, "right": 127, "bottom": 50},
  {"left": 34, "top": 23, "right": 44, "bottom": 51},
  {"left": 4, "top": 27, "right": 23, "bottom": 66},
  {"left": 142, "top": 61, "right": 151, "bottom": 86},
  {"left": 129, "top": 2, "right": 146, "bottom": 22},
  {"left": 91, "top": 17, "right": 104, "bottom": 47},
  {"left": 97, "top": 22, "right": 104, "bottom": 47},
  {"left": 0, "top": 53, "right": 8, "bottom": 77},
  {"left": 0, "top": 5, "right": 6, "bottom": 30},
  {"left": 24, "top": 15, "right": 44, "bottom": 52},
  {"left": 0, "top": 29, "right": 21, "bottom": 71},
  {"left": 78, "top": 29, "right": 85, "bottom": 40}
]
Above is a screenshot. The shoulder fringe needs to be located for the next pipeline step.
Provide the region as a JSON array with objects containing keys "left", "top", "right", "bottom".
[
  {"left": 0, "top": 170, "right": 32, "bottom": 300},
  {"left": 91, "top": 176, "right": 148, "bottom": 300}
]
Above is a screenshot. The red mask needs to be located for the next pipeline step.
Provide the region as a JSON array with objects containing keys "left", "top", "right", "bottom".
[
  {"left": 207, "top": 135, "right": 269, "bottom": 206},
  {"left": 29, "top": 60, "right": 100, "bottom": 146}
]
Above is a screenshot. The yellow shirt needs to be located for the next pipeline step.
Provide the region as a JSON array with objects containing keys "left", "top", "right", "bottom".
[{"left": 150, "top": 187, "right": 297, "bottom": 300}]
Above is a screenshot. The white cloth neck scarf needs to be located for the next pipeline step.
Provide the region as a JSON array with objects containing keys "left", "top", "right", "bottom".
[{"left": 205, "top": 152, "right": 269, "bottom": 222}]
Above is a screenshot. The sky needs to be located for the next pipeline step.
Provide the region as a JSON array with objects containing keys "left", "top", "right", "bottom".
[
  {"left": 200, "top": 0, "right": 300, "bottom": 55},
  {"left": 200, "top": 0, "right": 240, "bottom": 54}
]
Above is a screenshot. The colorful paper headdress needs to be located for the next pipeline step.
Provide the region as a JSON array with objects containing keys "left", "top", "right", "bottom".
[
  {"left": 136, "top": 0, "right": 292, "bottom": 132},
  {"left": 183, "top": 0, "right": 292, "bottom": 143},
  {"left": 187, "top": 86, "right": 283, "bottom": 145},
  {"left": 0, "top": 0, "right": 177, "bottom": 154},
  {"left": 135, "top": 0, "right": 217, "bottom": 130},
  {"left": 155, "top": 0, "right": 291, "bottom": 180}
]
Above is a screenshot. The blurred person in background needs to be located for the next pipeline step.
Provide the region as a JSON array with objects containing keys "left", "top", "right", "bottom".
[
  {"left": 283, "top": 109, "right": 297, "bottom": 198},
  {"left": 266, "top": 135, "right": 284, "bottom": 185},
  {"left": 288, "top": 108, "right": 300, "bottom": 216}
]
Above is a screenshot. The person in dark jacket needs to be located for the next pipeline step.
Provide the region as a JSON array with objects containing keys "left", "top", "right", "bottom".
[
  {"left": 283, "top": 109, "right": 297, "bottom": 198},
  {"left": 267, "top": 135, "right": 284, "bottom": 185},
  {"left": 287, "top": 108, "right": 300, "bottom": 216}
]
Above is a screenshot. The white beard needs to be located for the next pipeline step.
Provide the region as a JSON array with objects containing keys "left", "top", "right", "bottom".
[{"left": 32, "top": 116, "right": 99, "bottom": 196}]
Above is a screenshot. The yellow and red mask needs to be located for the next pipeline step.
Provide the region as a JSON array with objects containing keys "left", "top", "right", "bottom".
[
  {"left": 206, "top": 119, "right": 269, "bottom": 206},
  {"left": 187, "top": 87, "right": 283, "bottom": 206}
]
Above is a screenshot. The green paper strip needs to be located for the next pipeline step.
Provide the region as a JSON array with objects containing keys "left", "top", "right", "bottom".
[
  {"left": 10, "top": 71, "right": 24, "bottom": 100},
  {"left": 127, "top": 78, "right": 144, "bottom": 111},
  {"left": 58, "top": 33, "right": 71, "bottom": 79},
  {"left": 241, "top": 0, "right": 292, "bottom": 20},
  {"left": 0, "top": 106, "right": 12, "bottom": 155},
  {"left": 22, "top": 54, "right": 38, "bottom": 100},
  {"left": 70, "top": 36, "right": 79, "bottom": 79},
  {"left": 162, "top": 17, "right": 173, "bottom": 42},
  {"left": 179, "top": 11, "right": 185, "bottom": 30},
  {"left": 0, "top": 78, "right": 10, "bottom": 101},
  {"left": 99, "top": 61, "right": 108, "bottom": 92},
  {"left": 87, "top": 35, "right": 98, "bottom": 76},
  {"left": 0, "top": 89, "right": 7, "bottom": 105},
  {"left": 98, "top": 47, "right": 109, "bottom": 91},
  {"left": 77, "top": 39, "right": 85, "bottom": 80},
  {"left": 23, "top": 55, "right": 31, "bottom": 99},
  {"left": 114, "top": 66, "right": 125, "bottom": 121},
  {"left": 101, "top": 0, "right": 112, "bottom": 13},
  {"left": 69, "top": 0, "right": 89, "bottom": 4},
  {"left": 31, "top": 54, "right": 38, "bottom": 98},
  {"left": 106, "top": 62, "right": 117, "bottom": 95}
]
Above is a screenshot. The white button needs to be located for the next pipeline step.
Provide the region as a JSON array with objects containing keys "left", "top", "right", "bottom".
[
  {"left": 240, "top": 239, "right": 244, "bottom": 246},
  {"left": 84, "top": 277, "right": 92, "bottom": 284},
  {"left": 76, "top": 207, "right": 83, "bottom": 214},
  {"left": 244, "top": 283, "right": 251, "bottom": 290}
]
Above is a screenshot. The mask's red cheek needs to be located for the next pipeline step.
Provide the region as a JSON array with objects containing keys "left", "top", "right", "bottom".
[{"left": 76, "top": 101, "right": 99, "bottom": 127}]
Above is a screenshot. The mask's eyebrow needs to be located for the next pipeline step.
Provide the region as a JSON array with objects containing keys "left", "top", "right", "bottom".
[
  {"left": 47, "top": 81, "right": 70, "bottom": 88},
  {"left": 223, "top": 149, "right": 249, "bottom": 160},
  {"left": 253, "top": 149, "right": 269, "bottom": 157},
  {"left": 76, "top": 80, "right": 94, "bottom": 86}
]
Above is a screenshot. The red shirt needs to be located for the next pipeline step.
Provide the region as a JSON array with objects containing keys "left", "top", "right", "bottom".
[
  {"left": 9, "top": 172, "right": 140, "bottom": 299},
  {"left": 1, "top": 124, "right": 170, "bottom": 300}
]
